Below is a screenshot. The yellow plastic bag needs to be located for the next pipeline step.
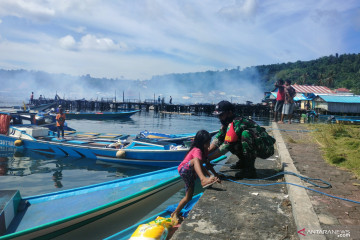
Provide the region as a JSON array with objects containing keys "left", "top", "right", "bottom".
[{"left": 129, "top": 217, "right": 175, "bottom": 240}]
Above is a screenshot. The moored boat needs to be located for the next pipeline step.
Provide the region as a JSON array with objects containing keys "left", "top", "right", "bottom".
[
  {"left": 0, "top": 112, "right": 188, "bottom": 167},
  {"left": 136, "top": 130, "right": 218, "bottom": 145},
  {"left": 65, "top": 110, "right": 140, "bottom": 120},
  {"left": 0, "top": 167, "right": 184, "bottom": 240},
  {"left": 104, "top": 193, "right": 203, "bottom": 240}
]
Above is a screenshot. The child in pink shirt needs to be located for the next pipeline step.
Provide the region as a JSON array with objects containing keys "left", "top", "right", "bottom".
[{"left": 171, "top": 130, "right": 220, "bottom": 221}]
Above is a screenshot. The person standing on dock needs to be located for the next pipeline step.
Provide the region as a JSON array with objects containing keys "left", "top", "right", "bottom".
[
  {"left": 278, "top": 80, "right": 296, "bottom": 124},
  {"left": 30, "top": 92, "right": 34, "bottom": 104},
  {"left": 56, "top": 106, "right": 66, "bottom": 140},
  {"left": 38, "top": 95, "right": 43, "bottom": 104},
  {"left": 209, "top": 100, "right": 260, "bottom": 179},
  {"left": 273, "top": 79, "right": 285, "bottom": 122},
  {"left": 169, "top": 96, "right": 172, "bottom": 104}
]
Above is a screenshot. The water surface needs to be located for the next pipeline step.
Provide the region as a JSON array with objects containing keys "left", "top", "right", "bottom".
[{"left": 0, "top": 111, "right": 269, "bottom": 197}]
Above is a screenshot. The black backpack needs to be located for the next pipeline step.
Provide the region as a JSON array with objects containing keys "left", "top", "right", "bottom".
[{"left": 252, "top": 126, "right": 276, "bottom": 159}]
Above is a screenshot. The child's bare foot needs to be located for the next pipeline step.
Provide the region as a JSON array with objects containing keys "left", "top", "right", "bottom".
[
  {"left": 171, "top": 212, "right": 184, "bottom": 223},
  {"left": 278, "top": 121, "right": 284, "bottom": 124},
  {"left": 201, "top": 176, "right": 218, "bottom": 188}
]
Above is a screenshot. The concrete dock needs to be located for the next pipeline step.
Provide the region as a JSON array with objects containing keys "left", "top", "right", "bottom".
[{"left": 171, "top": 123, "right": 360, "bottom": 240}]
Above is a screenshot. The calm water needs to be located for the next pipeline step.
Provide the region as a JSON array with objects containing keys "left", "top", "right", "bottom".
[{"left": 0, "top": 111, "right": 270, "bottom": 224}]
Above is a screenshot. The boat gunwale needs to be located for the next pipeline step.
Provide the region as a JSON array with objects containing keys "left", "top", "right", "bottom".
[
  {"left": 0, "top": 134, "right": 189, "bottom": 154},
  {"left": 66, "top": 110, "right": 140, "bottom": 115},
  {"left": 0, "top": 172, "right": 182, "bottom": 239}
]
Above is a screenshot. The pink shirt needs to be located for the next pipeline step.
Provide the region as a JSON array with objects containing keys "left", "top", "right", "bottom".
[
  {"left": 276, "top": 86, "right": 285, "bottom": 101},
  {"left": 178, "top": 147, "right": 206, "bottom": 171}
]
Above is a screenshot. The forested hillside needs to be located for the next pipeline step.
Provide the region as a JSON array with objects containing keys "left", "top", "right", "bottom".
[
  {"left": 149, "top": 53, "right": 360, "bottom": 94},
  {"left": 256, "top": 53, "right": 360, "bottom": 93}
]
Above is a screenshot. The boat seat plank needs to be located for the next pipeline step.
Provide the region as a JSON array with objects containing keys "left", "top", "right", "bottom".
[
  {"left": 75, "top": 135, "right": 97, "bottom": 138},
  {"left": 67, "top": 140, "right": 91, "bottom": 144},
  {"left": 92, "top": 138, "right": 116, "bottom": 142},
  {"left": 100, "top": 133, "right": 123, "bottom": 137},
  {"left": 96, "top": 135, "right": 121, "bottom": 139},
  {"left": 82, "top": 132, "right": 100, "bottom": 136},
  {"left": 88, "top": 142, "right": 110, "bottom": 146},
  {"left": 64, "top": 131, "right": 76, "bottom": 135},
  {"left": 51, "top": 138, "right": 67, "bottom": 142}
]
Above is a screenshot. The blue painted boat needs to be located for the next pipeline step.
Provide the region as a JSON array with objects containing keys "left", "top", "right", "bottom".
[
  {"left": 0, "top": 112, "right": 188, "bottom": 167},
  {"left": 136, "top": 130, "right": 218, "bottom": 145},
  {"left": 65, "top": 110, "right": 140, "bottom": 120},
  {"left": 104, "top": 193, "right": 203, "bottom": 240},
  {"left": 0, "top": 155, "right": 226, "bottom": 240},
  {"left": 0, "top": 167, "right": 184, "bottom": 240},
  {"left": 27, "top": 102, "right": 57, "bottom": 112}
]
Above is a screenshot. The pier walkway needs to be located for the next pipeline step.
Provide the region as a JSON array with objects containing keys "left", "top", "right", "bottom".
[
  {"left": 29, "top": 98, "right": 270, "bottom": 116},
  {"left": 172, "top": 123, "right": 360, "bottom": 240}
]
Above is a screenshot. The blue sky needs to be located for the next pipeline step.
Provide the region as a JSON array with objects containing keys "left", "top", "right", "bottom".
[{"left": 0, "top": 0, "right": 359, "bottom": 80}]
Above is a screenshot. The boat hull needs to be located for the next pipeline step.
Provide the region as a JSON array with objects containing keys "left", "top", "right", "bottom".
[
  {"left": 53, "top": 180, "right": 183, "bottom": 240},
  {"left": 0, "top": 135, "right": 187, "bottom": 167},
  {"left": 104, "top": 193, "right": 203, "bottom": 240},
  {"left": 65, "top": 110, "right": 140, "bottom": 120},
  {"left": 136, "top": 130, "right": 218, "bottom": 145},
  {"left": 0, "top": 168, "right": 184, "bottom": 240}
]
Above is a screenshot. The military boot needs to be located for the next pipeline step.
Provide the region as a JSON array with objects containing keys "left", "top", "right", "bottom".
[
  {"left": 235, "top": 158, "right": 257, "bottom": 179},
  {"left": 230, "top": 158, "right": 246, "bottom": 169}
]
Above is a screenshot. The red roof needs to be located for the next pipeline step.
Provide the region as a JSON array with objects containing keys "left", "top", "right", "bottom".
[
  {"left": 335, "top": 88, "right": 350, "bottom": 92},
  {"left": 292, "top": 84, "right": 334, "bottom": 94}
]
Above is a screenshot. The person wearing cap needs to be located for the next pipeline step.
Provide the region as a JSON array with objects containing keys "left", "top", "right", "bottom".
[
  {"left": 208, "top": 100, "right": 260, "bottom": 179},
  {"left": 56, "top": 107, "right": 66, "bottom": 140},
  {"left": 57, "top": 105, "right": 62, "bottom": 113}
]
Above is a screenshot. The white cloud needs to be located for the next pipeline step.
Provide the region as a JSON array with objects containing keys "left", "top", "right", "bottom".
[
  {"left": 59, "top": 35, "right": 76, "bottom": 50},
  {"left": 59, "top": 34, "right": 128, "bottom": 52},
  {"left": 0, "top": 0, "right": 55, "bottom": 22},
  {"left": 218, "top": 0, "right": 258, "bottom": 21},
  {"left": 79, "top": 34, "right": 122, "bottom": 51}
]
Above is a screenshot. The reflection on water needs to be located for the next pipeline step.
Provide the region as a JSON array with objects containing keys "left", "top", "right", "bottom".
[
  {"left": 67, "top": 111, "right": 271, "bottom": 136},
  {"left": 52, "top": 162, "right": 63, "bottom": 188}
]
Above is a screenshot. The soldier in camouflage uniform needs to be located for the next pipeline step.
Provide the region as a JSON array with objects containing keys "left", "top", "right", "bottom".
[{"left": 209, "top": 100, "right": 259, "bottom": 179}]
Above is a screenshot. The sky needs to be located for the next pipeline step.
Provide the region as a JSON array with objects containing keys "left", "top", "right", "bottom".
[{"left": 0, "top": 0, "right": 360, "bottom": 81}]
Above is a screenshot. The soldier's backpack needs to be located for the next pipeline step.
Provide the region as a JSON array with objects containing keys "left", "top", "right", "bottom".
[
  {"left": 252, "top": 126, "right": 276, "bottom": 159},
  {"left": 228, "top": 117, "right": 276, "bottom": 159}
]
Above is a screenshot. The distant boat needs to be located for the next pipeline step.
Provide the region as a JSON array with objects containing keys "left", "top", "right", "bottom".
[
  {"left": 27, "top": 102, "right": 57, "bottom": 112},
  {"left": 65, "top": 110, "right": 140, "bottom": 120}
]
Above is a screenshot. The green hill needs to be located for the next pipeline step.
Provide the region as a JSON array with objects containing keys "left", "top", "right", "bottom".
[
  {"left": 148, "top": 52, "right": 360, "bottom": 94},
  {"left": 255, "top": 53, "right": 360, "bottom": 93}
]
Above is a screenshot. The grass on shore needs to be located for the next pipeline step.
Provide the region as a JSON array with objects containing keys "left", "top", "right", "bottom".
[{"left": 309, "top": 123, "right": 360, "bottom": 178}]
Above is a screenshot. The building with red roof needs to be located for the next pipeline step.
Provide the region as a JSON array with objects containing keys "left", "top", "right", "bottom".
[{"left": 291, "top": 84, "right": 334, "bottom": 94}]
